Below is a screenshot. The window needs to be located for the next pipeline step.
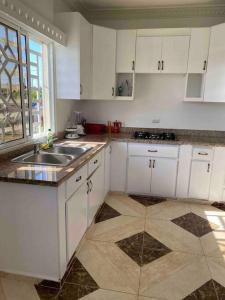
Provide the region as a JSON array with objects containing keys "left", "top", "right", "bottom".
[{"left": 0, "top": 20, "right": 52, "bottom": 148}]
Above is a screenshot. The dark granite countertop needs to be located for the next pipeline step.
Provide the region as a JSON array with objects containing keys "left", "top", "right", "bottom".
[{"left": 0, "top": 132, "right": 225, "bottom": 187}]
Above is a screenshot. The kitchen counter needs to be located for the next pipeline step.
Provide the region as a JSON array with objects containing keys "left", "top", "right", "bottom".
[{"left": 0, "top": 132, "right": 225, "bottom": 186}]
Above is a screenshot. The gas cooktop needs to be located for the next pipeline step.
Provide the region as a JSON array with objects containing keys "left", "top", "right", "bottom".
[{"left": 134, "top": 131, "right": 176, "bottom": 141}]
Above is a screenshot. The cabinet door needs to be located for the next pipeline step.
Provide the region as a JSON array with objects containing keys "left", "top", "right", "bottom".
[
  {"left": 88, "top": 166, "right": 104, "bottom": 226},
  {"left": 92, "top": 25, "right": 116, "bottom": 100},
  {"left": 204, "top": 23, "right": 225, "bottom": 102},
  {"left": 110, "top": 142, "right": 127, "bottom": 192},
  {"left": 161, "top": 36, "right": 190, "bottom": 73},
  {"left": 151, "top": 158, "right": 177, "bottom": 197},
  {"left": 136, "top": 36, "right": 162, "bottom": 73},
  {"left": 80, "top": 17, "right": 92, "bottom": 99},
  {"left": 104, "top": 145, "right": 111, "bottom": 197},
  {"left": 189, "top": 161, "right": 211, "bottom": 200},
  {"left": 188, "top": 28, "right": 210, "bottom": 74},
  {"left": 127, "top": 156, "right": 151, "bottom": 195},
  {"left": 116, "top": 30, "right": 137, "bottom": 73},
  {"left": 66, "top": 183, "right": 88, "bottom": 262}
]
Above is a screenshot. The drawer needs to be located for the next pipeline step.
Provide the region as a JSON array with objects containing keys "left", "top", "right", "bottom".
[
  {"left": 66, "top": 165, "right": 88, "bottom": 199},
  {"left": 88, "top": 151, "right": 102, "bottom": 176},
  {"left": 128, "top": 143, "right": 179, "bottom": 158},
  {"left": 192, "top": 147, "right": 213, "bottom": 161}
]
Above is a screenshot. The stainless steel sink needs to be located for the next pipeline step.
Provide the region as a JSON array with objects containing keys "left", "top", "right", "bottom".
[
  {"left": 47, "top": 145, "right": 93, "bottom": 157},
  {"left": 12, "top": 152, "right": 74, "bottom": 166},
  {"left": 12, "top": 145, "right": 93, "bottom": 167}
]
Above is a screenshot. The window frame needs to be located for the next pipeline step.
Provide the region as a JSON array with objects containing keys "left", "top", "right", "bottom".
[{"left": 0, "top": 15, "right": 55, "bottom": 151}]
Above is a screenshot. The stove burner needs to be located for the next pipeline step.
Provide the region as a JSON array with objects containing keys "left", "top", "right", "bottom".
[{"left": 134, "top": 131, "right": 176, "bottom": 141}]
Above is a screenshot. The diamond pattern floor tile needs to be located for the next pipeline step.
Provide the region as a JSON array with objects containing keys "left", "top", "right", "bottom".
[
  {"left": 116, "top": 231, "right": 171, "bottom": 266},
  {"left": 129, "top": 195, "right": 166, "bottom": 207},
  {"left": 171, "top": 212, "right": 218, "bottom": 237},
  {"left": 95, "top": 203, "right": 121, "bottom": 223}
]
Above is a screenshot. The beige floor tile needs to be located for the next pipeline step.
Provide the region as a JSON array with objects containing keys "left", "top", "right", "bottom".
[
  {"left": 81, "top": 289, "right": 137, "bottom": 300},
  {"left": 77, "top": 239, "right": 140, "bottom": 295},
  {"left": 86, "top": 215, "right": 145, "bottom": 242},
  {"left": 207, "top": 255, "right": 225, "bottom": 287},
  {"left": 138, "top": 297, "right": 164, "bottom": 300},
  {"left": 139, "top": 252, "right": 211, "bottom": 300},
  {"left": 146, "top": 200, "right": 191, "bottom": 220},
  {"left": 106, "top": 194, "right": 146, "bottom": 217},
  {"left": 0, "top": 280, "right": 6, "bottom": 300},
  {"left": 201, "top": 230, "right": 225, "bottom": 257},
  {"left": 0, "top": 277, "right": 40, "bottom": 300},
  {"left": 145, "top": 218, "right": 203, "bottom": 255},
  {"left": 189, "top": 203, "right": 225, "bottom": 221}
]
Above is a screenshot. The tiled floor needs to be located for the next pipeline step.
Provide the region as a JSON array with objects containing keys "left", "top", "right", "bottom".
[{"left": 2, "top": 194, "right": 225, "bottom": 299}]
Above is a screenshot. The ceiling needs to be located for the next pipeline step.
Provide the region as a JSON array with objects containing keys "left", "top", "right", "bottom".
[{"left": 73, "top": 0, "right": 225, "bottom": 10}]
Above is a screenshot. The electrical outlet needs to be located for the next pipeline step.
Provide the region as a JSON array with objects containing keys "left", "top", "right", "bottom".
[{"left": 152, "top": 119, "right": 160, "bottom": 124}]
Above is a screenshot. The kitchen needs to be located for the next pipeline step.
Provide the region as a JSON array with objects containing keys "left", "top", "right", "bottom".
[{"left": 1, "top": 0, "right": 225, "bottom": 299}]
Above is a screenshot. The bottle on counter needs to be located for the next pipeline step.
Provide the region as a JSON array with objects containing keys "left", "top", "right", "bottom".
[{"left": 47, "top": 129, "right": 54, "bottom": 147}]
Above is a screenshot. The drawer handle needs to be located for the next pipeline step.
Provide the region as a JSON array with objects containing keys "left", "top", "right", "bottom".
[
  {"left": 94, "top": 159, "right": 98, "bottom": 164},
  {"left": 148, "top": 150, "right": 158, "bottom": 153},
  {"left": 198, "top": 152, "right": 208, "bottom": 156},
  {"left": 76, "top": 176, "right": 82, "bottom": 182}
]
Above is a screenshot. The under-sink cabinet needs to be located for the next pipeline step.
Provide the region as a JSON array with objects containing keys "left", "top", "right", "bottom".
[
  {"left": 127, "top": 144, "right": 178, "bottom": 197},
  {"left": 0, "top": 148, "right": 106, "bottom": 282}
]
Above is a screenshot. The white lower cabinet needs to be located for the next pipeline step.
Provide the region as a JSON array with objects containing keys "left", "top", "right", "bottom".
[
  {"left": 87, "top": 164, "right": 105, "bottom": 226},
  {"left": 127, "top": 156, "right": 151, "bottom": 194},
  {"left": 127, "top": 155, "right": 177, "bottom": 197},
  {"left": 151, "top": 158, "right": 177, "bottom": 197},
  {"left": 110, "top": 142, "right": 127, "bottom": 192},
  {"left": 188, "top": 161, "right": 211, "bottom": 200},
  {"left": 104, "top": 145, "right": 111, "bottom": 197},
  {"left": 66, "top": 182, "right": 88, "bottom": 262}
]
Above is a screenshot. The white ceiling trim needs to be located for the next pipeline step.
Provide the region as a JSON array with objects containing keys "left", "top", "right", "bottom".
[
  {"left": 0, "top": 0, "right": 66, "bottom": 45},
  {"left": 84, "top": 4, "right": 225, "bottom": 19}
]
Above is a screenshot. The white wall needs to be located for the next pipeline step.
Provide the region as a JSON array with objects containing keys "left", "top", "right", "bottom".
[{"left": 74, "top": 75, "right": 225, "bottom": 130}]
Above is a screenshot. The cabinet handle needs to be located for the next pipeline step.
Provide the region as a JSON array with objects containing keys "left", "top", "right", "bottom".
[
  {"left": 112, "top": 87, "right": 115, "bottom": 96},
  {"left": 148, "top": 149, "right": 158, "bottom": 153},
  {"left": 158, "top": 61, "right": 161, "bottom": 70},
  {"left": 94, "top": 159, "right": 98, "bottom": 164},
  {"left": 198, "top": 152, "right": 208, "bottom": 156},
  {"left": 132, "top": 60, "right": 135, "bottom": 71},
  {"left": 90, "top": 180, "right": 93, "bottom": 192},
  {"left": 153, "top": 160, "right": 156, "bottom": 168},
  {"left": 76, "top": 176, "right": 82, "bottom": 182},
  {"left": 161, "top": 60, "right": 164, "bottom": 71},
  {"left": 207, "top": 163, "right": 210, "bottom": 173},
  {"left": 149, "top": 159, "right": 152, "bottom": 168},
  {"left": 80, "top": 84, "right": 83, "bottom": 95},
  {"left": 203, "top": 60, "right": 207, "bottom": 71},
  {"left": 87, "top": 181, "right": 90, "bottom": 194}
]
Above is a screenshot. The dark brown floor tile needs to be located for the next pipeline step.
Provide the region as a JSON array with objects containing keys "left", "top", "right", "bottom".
[
  {"left": 171, "top": 212, "right": 217, "bottom": 237},
  {"left": 57, "top": 283, "right": 98, "bottom": 300},
  {"left": 95, "top": 203, "right": 121, "bottom": 223},
  {"left": 39, "top": 280, "right": 61, "bottom": 289},
  {"left": 183, "top": 280, "right": 218, "bottom": 299},
  {"left": 116, "top": 232, "right": 144, "bottom": 266},
  {"left": 35, "top": 285, "right": 59, "bottom": 300},
  {"left": 213, "top": 280, "right": 225, "bottom": 299},
  {"left": 129, "top": 195, "right": 166, "bottom": 207},
  {"left": 212, "top": 202, "right": 225, "bottom": 212},
  {"left": 65, "top": 259, "right": 98, "bottom": 288}
]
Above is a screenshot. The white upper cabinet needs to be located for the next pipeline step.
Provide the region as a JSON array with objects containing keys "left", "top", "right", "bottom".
[
  {"left": 116, "top": 30, "right": 137, "bottom": 73},
  {"left": 55, "top": 12, "right": 92, "bottom": 100},
  {"left": 161, "top": 36, "right": 190, "bottom": 74},
  {"left": 92, "top": 25, "right": 116, "bottom": 100},
  {"left": 188, "top": 28, "right": 210, "bottom": 74},
  {"left": 136, "top": 36, "right": 162, "bottom": 73},
  {"left": 204, "top": 23, "right": 225, "bottom": 102},
  {"left": 136, "top": 35, "right": 189, "bottom": 74}
]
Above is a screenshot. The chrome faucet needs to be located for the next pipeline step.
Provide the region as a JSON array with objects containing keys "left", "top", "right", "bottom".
[{"left": 34, "top": 143, "right": 40, "bottom": 154}]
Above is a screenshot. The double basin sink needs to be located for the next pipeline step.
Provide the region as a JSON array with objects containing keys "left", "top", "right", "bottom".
[{"left": 12, "top": 145, "right": 93, "bottom": 167}]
